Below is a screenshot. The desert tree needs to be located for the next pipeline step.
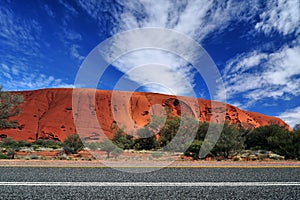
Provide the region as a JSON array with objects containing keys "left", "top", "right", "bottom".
[
  {"left": 245, "top": 124, "right": 298, "bottom": 159},
  {"left": 100, "top": 139, "right": 120, "bottom": 159},
  {"left": 62, "top": 134, "right": 84, "bottom": 154},
  {"left": 212, "top": 122, "right": 244, "bottom": 158},
  {"left": 0, "top": 86, "right": 23, "bottom": 129},
  {"left": 112, "top": 128, "right": 134, "bottom": 149}
]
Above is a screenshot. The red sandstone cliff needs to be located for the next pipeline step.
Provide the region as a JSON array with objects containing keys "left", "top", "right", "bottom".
[{"left": 0, "top": 88, "right": 291, "bottom": 142}]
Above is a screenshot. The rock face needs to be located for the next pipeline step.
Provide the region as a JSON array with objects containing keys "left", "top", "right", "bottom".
[{"left": 1, "top": 88, "right": 291, "bottom": 142}]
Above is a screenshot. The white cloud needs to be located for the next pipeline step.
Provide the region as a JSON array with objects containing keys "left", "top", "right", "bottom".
[
  {"left": 78, "top": 0, "right": 255, "bottom": 96},
  {"left": 70, "top": 45, "right": 85, "bottom": 61},
  {"left": 223, "top": 52, "right": 268, "bottom": 75},
  {"left": 44, "top": 4, "right": 55, "bottom": 18},
  {"left": 0, "top": 63, "right": 73, "bottom": 91},
  {"left": 255, "top": 0, "right": 300, "bottom": 36},
  {"left": 220, "top": 38, "right": 300, "bottom": 107},
  {"left": 62, "top": 28, "right": 82, "bottom": 41},
  {"left": 277, "top": 106, "right": 300, "bottom": 128},
  {"left": 219, "top": 0, "right": 300, "bottom": 108},
  {"left": 1, "top": 64, "right": 10, "bottom": 72},
  {"left": 58, "top": 28, "right": 83, "bottom": 61},
  {"left": 58, "top": 0, "right": 78, "bottom": 16},
  {"left": 113, "top": 61, "right": 195, "bottom": 96},
  {"left": 2, "top": 72, "right": 12, "bottom": 79},
  {"left": 0, "top": 4, "right": 77, "bottom": 91},
  {"left": 113, "top": 0, "right": 255, "bottom": 41},
  {"left": 11, "top": 67, "right": 19, "bottom": 75},
  {"left": 0, "top": 6, "right": 42, "bottom": 57}
]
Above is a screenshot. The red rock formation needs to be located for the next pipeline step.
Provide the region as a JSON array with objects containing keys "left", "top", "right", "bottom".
[{"left": 0, "top": 88, "right": 291, "bottom": 142}]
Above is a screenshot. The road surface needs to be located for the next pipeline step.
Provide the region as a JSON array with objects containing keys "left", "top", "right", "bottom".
[{"left": 0, "top": 166, "right": 299, "bottom": 199}]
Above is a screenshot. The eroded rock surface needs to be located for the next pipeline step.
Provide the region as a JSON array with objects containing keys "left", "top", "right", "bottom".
[{"left": 2, "top": 88, "right": 290, "bottom": 142}]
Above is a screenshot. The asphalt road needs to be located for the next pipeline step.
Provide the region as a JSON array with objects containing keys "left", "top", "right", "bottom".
[{"left": 0, "top": 166, "right": 299, "bottom": 199}]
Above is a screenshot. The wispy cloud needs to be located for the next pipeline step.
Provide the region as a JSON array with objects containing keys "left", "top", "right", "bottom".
[
  {"left": 277, "top": 106, "right": 300, "bottom": 128},
  {"left": 220, "top": 38, "right": 300, "bottom": 106},
  {"left": 0, "top": 63, "right": 74, "bottom": 91},
  {"left": 44, "top": 4, "right": 55, "bottom": 18},
  {"left": 0, "top": 2, "right": 82, "bottom": 91},
  {"left": 218, "top": 0, "right": 300, "bottom": 107},
  {"left": 0, "top": 6, "right": 42, "bottom": 57},
  {"left": 57, "top": 27, "right": 84, "bottom": 62},
  {"left": 70, "top": 44, "right": 85, "bottom": 61},
  {"left": 255, "top": 0, "right": 300, "bottom": 36},
  {"left": 114, "top": 0, "right": 256, "bottom": 41},
  {"left": 78, "top": 0, "right": 255, "bottom": 96},
  {"left": 58, "top": 0, "right": 78, "bottom": 16}
]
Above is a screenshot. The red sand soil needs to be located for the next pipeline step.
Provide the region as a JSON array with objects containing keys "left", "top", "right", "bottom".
[{"left": 1, "top": 88, "right": 291, "bottom": 142}]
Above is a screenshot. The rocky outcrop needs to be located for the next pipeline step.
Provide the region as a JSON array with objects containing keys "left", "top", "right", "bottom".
[{"left": 1, "top": 88, "right": 291, "bottom": 142}]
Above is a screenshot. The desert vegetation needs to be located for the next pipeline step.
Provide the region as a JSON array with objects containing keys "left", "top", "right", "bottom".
[
  {"left": 0, "top": 87, "right": 23, "bottom": 129},
  {"left": 0, "top": 121, "right": 299, "bottom": 160},
  {"left": 0, "top": 138, "right": 63, "bottom": 159},
  {"left": 109, "top": 115, "right": 300, "bottom": 160},
  {"left": 62, "top": 134, "right": 84, "bottom": 154}
]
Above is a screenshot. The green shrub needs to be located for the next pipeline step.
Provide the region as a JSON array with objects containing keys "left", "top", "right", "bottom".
[
  {"left": 0, "top": 153, "right": 8, "bottom": 159},
  {"left": 30, "top": 154, "right": 39, "bottom": 160},
  {"left": 7, "top": 149, "right": 15, "bottom": 159},
  {"left": 18, "top": 140, "right": 31, "bottom": 148},
  {"left": 184, "top": 140, "right": 203, "bottom": 160},
  {"left": 0, "top": 87, "right": 23, "bottom": 129},
  {"left": 100, "top": 139, "right": 117, "bottom": 159},
  {"left": 152, "top": 151, "right": 163, "bottom": 158},
  {"left": 62, "top": 134, "right": 84, "bottom": 154},
  {"left": 46, "top": 140, "right": 62, "bottom": 149},
  {"left": 33, "top": 139, "right": 62, "bottom": 149},
  {"left": 112, "top": 129, "right": 134, "bottom": 149},
  {"left": 233, "top": 157, "right": 240, "bottom": 161},
  {"left": 134, "top": 128, "right": 159, "bottom": 150},
  {"left": 246, "top": 124, "right": 299, "bottom": 159},
  {"left": 257, "top": 154, "right": 267, "bottom": 160},
  {"left": 2, "top": 138, "right": 18, "bottom": 148},
  {"left": 211, "top": 123, "right": 244, "bottom": 158},
  {"left": 31, "top": 144, "right": 40, "bottom": 151},
  {"left": 48, "top": 143, "right": 61, "bottom": 149}
]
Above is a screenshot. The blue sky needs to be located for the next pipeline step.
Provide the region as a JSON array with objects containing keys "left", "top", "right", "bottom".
[{"left": 0, "top": 0, "right": 299, "bottom": 127}]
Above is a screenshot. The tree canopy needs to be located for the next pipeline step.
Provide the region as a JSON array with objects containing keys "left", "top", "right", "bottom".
[
  {"left": 0, "top": 87, "right": 23, "bottom": 129},
  {"left": 245, "top": 124, "right": 299, "bottom": 159}
]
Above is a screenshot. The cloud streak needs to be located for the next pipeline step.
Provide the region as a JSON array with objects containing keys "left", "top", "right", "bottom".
[
  {"left": 218, "top": 0, "right": 300, "bottom": 109},
  {"left": 255, "top": 0, "right": 300, "bottom": 36},
  {"left": 78, "top": 0, "right": 255, "bottom": 96},
  {"left": 220, "top": 39, "right": 300, "bottom": 106},
  {"left": 277, "top": 106, "right": 300, "bottom": 128},
  {"left": 0, "top": 2, "right": 83, "bottom": 91},
  {"left": 0, "top": 63, "right": 74, "bottom": 91},
  {"left": 0, "top": 6, "right": 42, "bottom": 57}
]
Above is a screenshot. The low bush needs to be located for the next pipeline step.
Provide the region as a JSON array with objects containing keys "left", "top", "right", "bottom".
[
  {"left": 0, "top": 153, "right": 8, "bottom": 159},
  {"left": 152, "top": 151, "right": 163, "bottom": 158},
  {"left": 233, "top": 157, "right": 240, "bottom": 161},
  {"left": 6, "top": 149, "right": 15, "bottom": 159},
  {"left": 62, "top": 134, "right": 84, "bottom": 154},
  {"left": 30, "top": 154, "right": 39, "bottom": 160},
  {"left": 184, "top": 140, "right": 202, "bottom": 160},
  {"left": 33, "top": 139, "right": 62, "bottom": 149}
]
